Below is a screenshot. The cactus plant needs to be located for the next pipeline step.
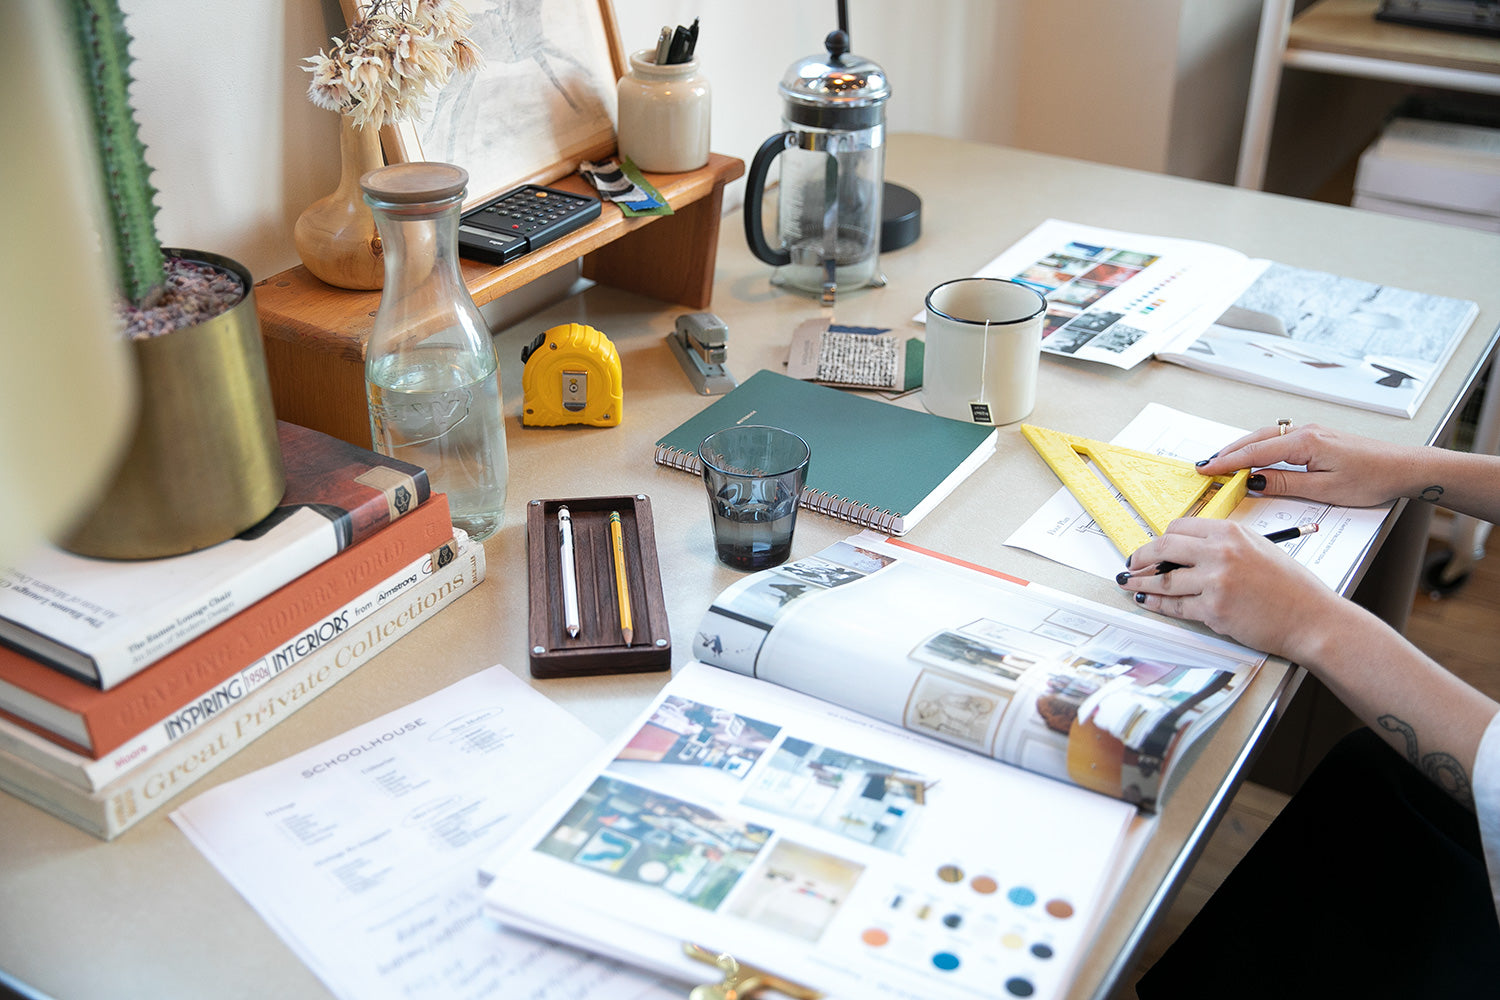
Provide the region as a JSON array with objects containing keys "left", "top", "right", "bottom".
[{"left": 66, "top": 0, "right": 165, "bottom": 309}]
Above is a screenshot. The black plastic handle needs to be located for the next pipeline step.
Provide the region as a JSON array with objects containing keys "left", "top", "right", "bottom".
[{"left": 743, "top": 131, "right": 793, "bottom": 267}]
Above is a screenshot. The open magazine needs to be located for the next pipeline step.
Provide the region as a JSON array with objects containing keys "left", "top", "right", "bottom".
[
  {"left": 479, "top": 534, "right": 1266, "bottom": 1000},
  {"left": 688, "top": 532, "right": 1264, "bottom": 811},
  {"left": 933, "top": 219, "right": 1478, "bottom": 417}
]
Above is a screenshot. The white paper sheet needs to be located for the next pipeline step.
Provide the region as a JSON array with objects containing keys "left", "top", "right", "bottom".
[
  {"left": 172, "top": 665, "right": 673, "bottom": 1000},
  {"left": 1008, "top": 402, "right": 1388, "bottom": 589}
]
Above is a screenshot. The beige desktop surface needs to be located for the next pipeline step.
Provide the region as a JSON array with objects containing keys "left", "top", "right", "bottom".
[{"left": 3, "top": 134, "right": 1498, "bottom": 1000}]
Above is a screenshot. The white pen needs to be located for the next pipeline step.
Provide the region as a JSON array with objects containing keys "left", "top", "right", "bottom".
[{"left": 558, "top": 506, "right": 580, "bottom": 638}]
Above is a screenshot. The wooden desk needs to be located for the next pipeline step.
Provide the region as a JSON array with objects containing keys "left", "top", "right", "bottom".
[
  {"left": 3, "top": 134, "right": 1498, "bottom": 1000},
  {"left": 1237, "top": 0, "right": 1500, "bottom": 190}
]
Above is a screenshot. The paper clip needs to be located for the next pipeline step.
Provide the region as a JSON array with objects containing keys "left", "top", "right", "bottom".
[{"left": 683, "top": 943, "right": 823, "bottom": 1000}]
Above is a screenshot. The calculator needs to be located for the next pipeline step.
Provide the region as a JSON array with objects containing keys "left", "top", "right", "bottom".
[{"left": 457, "top": 184, "right": 602, "bottom": 266}]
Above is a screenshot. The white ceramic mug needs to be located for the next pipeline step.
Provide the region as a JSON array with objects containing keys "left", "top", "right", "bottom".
[{"left": 921, "top": 277, "right": 1047, "bottom": 425}]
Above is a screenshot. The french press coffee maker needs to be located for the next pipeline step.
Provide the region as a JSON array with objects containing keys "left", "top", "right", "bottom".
[{"left": 742, "top": 27, "right": 890, "bottom": 305}]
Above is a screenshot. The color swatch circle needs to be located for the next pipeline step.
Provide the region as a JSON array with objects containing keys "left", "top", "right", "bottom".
[
  {"left": 1031, "top": 943, "right": 1054, "bottom": 959},
  {"left": 862, "top": 928, "right": 890, "bottom": 947},
  {"left": 937, "top": 863, "right": 964, "bottom": 883},
  {"left": 970, "top": 875, "right": 998, "bottom": 894},
  {"left": 1005, "top": 976, "right": 1036, "bottom": 996},
  {"left": 932, "top": 952, "right": 961, "bottom": 972},
  {"left": 1045, "top": 898, "right": 1075, "bottom": 919},
  {"left": 1007, "top": 886, "right": 1037, "bottom": 907}
]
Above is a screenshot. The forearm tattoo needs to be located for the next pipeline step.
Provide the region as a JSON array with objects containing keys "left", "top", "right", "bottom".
[
  {"left": 1419, "top": 484, "right": 1445, "bottom": 502},
  {"left": 1378, "top": 713, "right": 1474, "bottom": 810}
]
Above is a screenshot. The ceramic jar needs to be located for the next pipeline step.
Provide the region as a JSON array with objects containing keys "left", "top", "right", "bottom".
[{"left": 616, "top": 49, "right": 710, "bottom": 173}]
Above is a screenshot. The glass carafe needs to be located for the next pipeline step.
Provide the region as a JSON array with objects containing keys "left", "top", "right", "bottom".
[{"left": 361, "top": 162, "right": 509, "bottom": 541}]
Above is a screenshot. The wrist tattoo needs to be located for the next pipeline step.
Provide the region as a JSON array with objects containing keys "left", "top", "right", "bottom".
[
  {"left": 1378, "top": 714, "right": 1474, "bottom": 810},
  {"left": 1419, "top": 484, "right": 1444, "bottom": 502}
]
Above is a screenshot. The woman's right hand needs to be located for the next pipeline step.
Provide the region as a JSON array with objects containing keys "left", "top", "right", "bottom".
[{"left": 1119, "top": 517, "right": 1356, "bottom": 663}]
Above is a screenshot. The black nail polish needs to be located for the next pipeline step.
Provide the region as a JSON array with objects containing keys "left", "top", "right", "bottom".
[
  {"left": 1248, "top": 474, "right": 1266, "bottom": 491},
  {"left": 1115, "top": 571, "right": 1131, "bottom": 586},
  {"left": 1194, "top": 459, "right": 1209, "bottom": 468},
  {"left": 1134, "top": 592, "right": 1147, "bottom": 604}
]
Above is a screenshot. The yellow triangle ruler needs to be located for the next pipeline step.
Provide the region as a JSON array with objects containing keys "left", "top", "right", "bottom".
[{"left": 1020, "top": 423, "right": 1249, "bottom": 557}]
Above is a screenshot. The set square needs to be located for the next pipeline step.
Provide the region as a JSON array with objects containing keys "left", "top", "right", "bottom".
[{"left": 1020, "top": 424, "right": 1249, "bottom": 556}]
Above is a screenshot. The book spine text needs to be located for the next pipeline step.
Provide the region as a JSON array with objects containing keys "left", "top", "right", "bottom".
[{"left": 0, "top": 538, "right": 484, "bottom": 840}]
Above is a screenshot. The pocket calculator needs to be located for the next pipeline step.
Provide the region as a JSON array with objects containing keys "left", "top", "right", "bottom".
[{"left": 457, "top": 184, "right": 602, "bottom": 266}]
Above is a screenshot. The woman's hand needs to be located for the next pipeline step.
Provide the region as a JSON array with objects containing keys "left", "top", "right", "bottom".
[
  {"left": 1195, "top": 423, "right": 1424, "bottom": 508},
  {"left": 1118, "top": 517, "right": 1353, "bottom": 663}
]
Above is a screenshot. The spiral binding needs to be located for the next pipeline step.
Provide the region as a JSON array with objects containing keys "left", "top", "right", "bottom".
[
  {"left": 654, "top": 445, "right": 901, "bottom": 532},
  {"left": 653, "top": 444, "right": 703, "bottom": 476}
]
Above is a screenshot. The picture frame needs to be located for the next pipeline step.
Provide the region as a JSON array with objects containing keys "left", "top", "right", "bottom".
[{"left": 338, "top": 0, "right": 625, "bottom": 209}]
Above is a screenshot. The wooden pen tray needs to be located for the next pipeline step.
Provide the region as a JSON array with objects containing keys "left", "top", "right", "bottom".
[{"left": 526, "top": 495, "right": 671, "bottom": 678}]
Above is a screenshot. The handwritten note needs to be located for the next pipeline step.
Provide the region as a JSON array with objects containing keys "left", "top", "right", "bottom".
[{"left": 172, "top": 665, "right": 676, "bottom": 1000}]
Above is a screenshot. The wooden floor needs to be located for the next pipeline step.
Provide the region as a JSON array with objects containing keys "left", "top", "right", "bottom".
[{"left": 1118, "top": 531, "right": 1500, "bottom": 998}]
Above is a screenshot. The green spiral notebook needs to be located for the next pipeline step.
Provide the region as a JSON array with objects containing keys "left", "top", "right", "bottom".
[{"left": 652, "top": 370, "right": 996, "bottom": 534}]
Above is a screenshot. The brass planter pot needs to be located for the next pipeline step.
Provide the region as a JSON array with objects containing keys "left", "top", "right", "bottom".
[{"left": 63, "top": 250, "right": 286, "bottom": 559}]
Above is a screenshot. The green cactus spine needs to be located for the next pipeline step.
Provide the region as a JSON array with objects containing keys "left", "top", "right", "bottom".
[{"left": 68, "top": 0, "right": 165, "bottom": 308}]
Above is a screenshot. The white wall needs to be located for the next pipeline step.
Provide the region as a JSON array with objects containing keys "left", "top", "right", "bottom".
[
  {"left": 609, "top": 1, "right": 1022, "bottom": 198},
  {"left": 98, "top": 0, "right": 1261, "bottom": 285}
]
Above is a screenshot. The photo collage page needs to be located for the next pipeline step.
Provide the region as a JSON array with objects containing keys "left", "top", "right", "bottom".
[
  {"left": 691, "top": 536, "right": 1263, "bottom": 811},
  {"left": 1012, "top": 239, "right": 1161, "bottom": 356},
  {"left": 520, "top": 662, "right": 1136, "bottom": 1000}
]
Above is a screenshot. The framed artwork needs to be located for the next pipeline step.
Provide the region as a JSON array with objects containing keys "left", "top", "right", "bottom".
[{"left": 339, "top": 0, "right": 625, "bottom": 208}]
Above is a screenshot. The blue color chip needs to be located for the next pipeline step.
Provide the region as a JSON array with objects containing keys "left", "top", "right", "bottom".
[
  {"left": 932, "top": 952, "right": 961, "bottom": 972},
  {"left": 1008, "top": 886, "right": 1037, "bottom": 907}
]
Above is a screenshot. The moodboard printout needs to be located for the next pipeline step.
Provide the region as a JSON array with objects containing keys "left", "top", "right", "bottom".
[{"left": 172, "top": 665, "right": 674, "bottom": 1000}]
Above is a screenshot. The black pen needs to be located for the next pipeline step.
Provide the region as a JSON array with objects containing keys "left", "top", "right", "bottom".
[
  {"left": 666, "top": 24, "right": 691, "bottom": 64},
  {"left": 1115, "top": 523, "right": 1319, "bottom": 583},
  {"left": 685, "top": 17, "right": 700, "bottom": 59}
]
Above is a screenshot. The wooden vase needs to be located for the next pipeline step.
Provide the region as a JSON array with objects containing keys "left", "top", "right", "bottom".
[{"left": 294, "top": 117, "right": 386, "bottom": 290}]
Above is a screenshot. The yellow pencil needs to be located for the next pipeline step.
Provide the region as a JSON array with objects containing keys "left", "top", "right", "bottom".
[{"left": 609, "top": 511, "right": 634, "bottom": 645}]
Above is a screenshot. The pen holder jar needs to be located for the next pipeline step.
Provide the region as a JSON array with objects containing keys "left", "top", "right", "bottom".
[{"left": 616, "top": 50, "right": 711, "bottom": 173}]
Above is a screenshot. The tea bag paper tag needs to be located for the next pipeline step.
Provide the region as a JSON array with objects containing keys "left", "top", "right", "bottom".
[{"left": 966, "top": 319, "right": 994, "bottom": 423}]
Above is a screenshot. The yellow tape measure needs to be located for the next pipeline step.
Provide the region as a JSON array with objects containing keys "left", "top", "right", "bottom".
[{"left": 520, "top": 322, "right": 623, "bottom": 427}]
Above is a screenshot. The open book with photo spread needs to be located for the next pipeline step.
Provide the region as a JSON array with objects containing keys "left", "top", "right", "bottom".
[
  {"left": 479, "top": 533, "right": 1265, "bottom": 1000},
  {"left": 943, "top": 219, "right": 1478, "bottom": 417}
]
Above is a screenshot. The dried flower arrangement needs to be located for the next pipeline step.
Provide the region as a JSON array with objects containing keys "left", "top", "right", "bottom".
[{"left": 304, "top": 0, "right": 481, "bottom": 129}]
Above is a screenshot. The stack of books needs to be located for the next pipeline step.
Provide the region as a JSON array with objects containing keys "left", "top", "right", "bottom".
[{"left": 0, "top": 422, "right": 487, "bottom": 839}]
